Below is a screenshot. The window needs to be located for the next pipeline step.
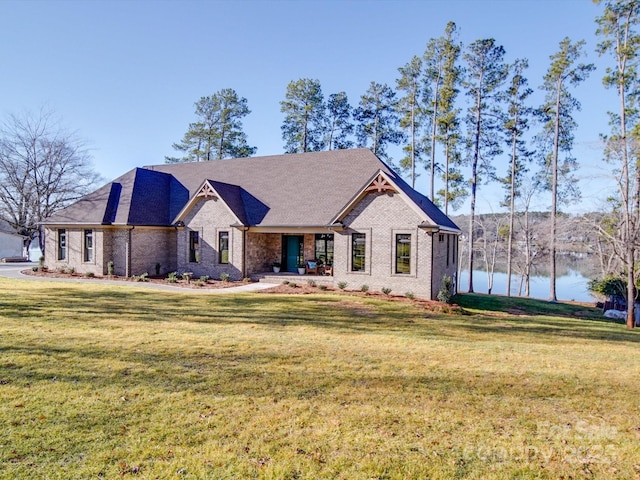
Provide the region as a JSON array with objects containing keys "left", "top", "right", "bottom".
[
  {"left": 189, "top": 231, "right": 199, "bottom": 263},
  {"left": 219, "top": 231, "right": 229, "bottom": 264},
  {"left": 315, "top": 234, "right": 334, "bottom": 265},
  {"left": 351, "top": 233, "right": 366, "bottom": 272},
  {"left": 83, "top": 229, "right": 93, "bottom": 262},
  {"left": 447, "top": 234, "right": 450, "bottom": 266},
  {"left": 395, "top": 234, "right": 411, "bottom": 274},
  {"left": 58, "top": 229, "right": 67, "bottom": 261}
]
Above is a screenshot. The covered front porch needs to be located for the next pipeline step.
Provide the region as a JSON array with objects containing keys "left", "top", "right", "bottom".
[{"left": 244, "top": 230, "right": 335, "bottom": 277}]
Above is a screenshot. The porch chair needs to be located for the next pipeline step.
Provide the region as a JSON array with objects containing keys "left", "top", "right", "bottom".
[{"left": 305, "top": 260, "right": 319, "bottom": 275}]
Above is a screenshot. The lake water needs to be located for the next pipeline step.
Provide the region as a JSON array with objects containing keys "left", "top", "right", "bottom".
[{"left": 458, "top": 269, "right": 594, "bottom": 303}]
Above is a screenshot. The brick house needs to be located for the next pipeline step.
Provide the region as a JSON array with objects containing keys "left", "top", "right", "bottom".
[{"left": 43, "top": 149, "right": 460, "bottom": 299}]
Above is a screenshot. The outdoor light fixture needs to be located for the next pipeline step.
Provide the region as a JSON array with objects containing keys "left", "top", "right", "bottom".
[{"left": 419, "top": 222, "right": 440, "bottom": 235}]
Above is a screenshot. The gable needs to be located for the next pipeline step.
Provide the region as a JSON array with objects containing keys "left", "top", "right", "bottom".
[{"left": 332, "top": 170, "right": 460, "bottom": 233}]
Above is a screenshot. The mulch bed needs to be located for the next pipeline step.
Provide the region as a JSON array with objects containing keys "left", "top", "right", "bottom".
[
  {"left": 258, "top": 282, "right": 461, "bottom": 313},
  {"left": 21, "top": 269, "right": 242, "bottom": 290}
]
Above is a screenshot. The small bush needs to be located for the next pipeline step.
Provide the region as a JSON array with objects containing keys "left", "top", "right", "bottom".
[
  {"left": 288, "top": 282, "right": 297, "bottom": 288},
  {"left": 38, "top": 256, "right": 45, "bottom": 268},
  {"left": 307, "top": 279, "right": 317, "bottom": 287},
  {"left": 318, "top": 284, "right": 328, "bottom": 291},
  {"left": 405, "top": 291, "right": 415, "bottom": 300},
  {"left": 437, "top": 275, "right": 454, "bottom": 304},
  {"left": 193, "top": 280, "right": 205, "bottom": 287},
  {"left": 281, "top": 280, "right": 290, "bottom": 285},
  {"left": 84, "top": 272, "right": 95, "bottom": 278},
  {"left": 587, "top": 275, "right": 628, "bottom": 299},
  {"left": 381, "top": 287, "right": 392, "bottom": 295},
  {"left": 66, "top": 267, "right": 75, "bottom": 275},
  {"left": 32, "top": 266, "right": 38, "bottom": 272},
  {"left": 337, "top": 281, "right": 348, "bottom": 290},
  {"left": 199, "top": 275, "right": 210, "bottom": 282},
  {"left": 166, "top": 271, "right": 179, "bottom": 283},
  {"left": 134, "top": 272, "right": 149, "bottom": 282},
  {"left": 107, "top": 261, "right": 115, "bottom": 276},
  {"left": 220, "top": 272, "right": 230, "bottom": 282},
  {"left": 360, "top": 284, "right": 369, "bottom": 292},
  {"left": 243, "top": 277, "right": 251, "bottom": 283}
]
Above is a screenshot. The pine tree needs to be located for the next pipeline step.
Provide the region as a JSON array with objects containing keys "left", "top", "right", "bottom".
[
  {"left": 500, "top": 59, "right": 534, "bottom": 296},
  {"left": 325, "top": 92, "right": 354, "bottom": 150},
  {"left": 354, "top": 82, "right": 404, "bottom": 166},
  {"left": 595, "top": 0, "right": 640, "bottom": 327},
  {"left": 424, "top": 21, "right": 462, "bottom": 203},
  {"left": 280, "top": 78, "right": 327, "bottom": 153},
  {"left": 538, "top": 37, "right": 594, "bottom": 301},
  {"left": 166, "top": 89, "right": 255, "bottom": 162},
  {"left": 395, "top": 55, "right": 425, "bottom": 187},
  {"left": 463, "top": 38, "right": 509, "bottom": 293}
]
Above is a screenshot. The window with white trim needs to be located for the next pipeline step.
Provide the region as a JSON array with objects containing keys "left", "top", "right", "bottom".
[
  {"left": 395, "top": 234, "right": 411, "bottom": 274},
  {"left": 83, "top": 229, "right": 93, "bottom": 262},
  {"left": 351, "top": 233, "right": 366, "bottom": 272},
  {"left": 58, "top": 229, "right": 67, "bottom": 261}
]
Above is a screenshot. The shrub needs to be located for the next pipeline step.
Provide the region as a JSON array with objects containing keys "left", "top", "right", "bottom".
[
  {"left": 199, "top": 275, "right": 210, "bottom": 282},
  {"left": 32, "top": 266, "right": 38, "bottom": 272},
  {"left": 360, "top": 284, "right": 369, "bottom": 292},
  {"left": 243, "top": 277, "right": 251, "bottom": 283},
  {"left": 337, "top": 281, "right": 347, "bottom": 290},
  {"left": 381, "top": 287, "right": 392, "bottom": 295},
  {"left": 134, "top": 272, "right": 149, "bottom": 282},
  {"left": 405, "top": 291, "right": 415, "bottom": 300},
  {"left": 587, "top": 275, "right": 629, "bottom": 299},
  {"left": 318, "top": 284, "right": 328, "bottom": 291},
  {"left": 166, "top": 271, "right": 179, "bottom": 283},
  {"left": 193, "top": 280, "right": 205, "bottom": 287},
  {"left": 288, "top": 282, "right": 297, "bottom": 288},
  {"left": 437, "top": 275, "right": 454, "bottom": 304},
  {"left": 220, "top": 272, "right": 230, "bottom": 282},
  {"left": 107, "top": 260, "right": 115, "bottom": 276},
  {"left": 307, "top": 279, "right": 317, "bottom": 287},
  {"left": 84, "top": 272, "right": 95, "bottom": 278},
  {"left": 281, "top": 280, "right": 289, "bottom": 285},
  {"left": 38, "top": 256, "right": 45, "bottom": 268}
]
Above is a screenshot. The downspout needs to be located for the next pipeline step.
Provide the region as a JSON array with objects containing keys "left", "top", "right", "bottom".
[
  {"left": 243, "top": 228, "right": 247, "bottom": 278},
  {"left": 126, "top": 226, "right": 134, "bottom": 277}
]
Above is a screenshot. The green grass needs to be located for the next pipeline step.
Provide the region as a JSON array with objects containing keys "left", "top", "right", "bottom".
[{"left": 1, "top": 278, "right": 639, "bottom": 479}]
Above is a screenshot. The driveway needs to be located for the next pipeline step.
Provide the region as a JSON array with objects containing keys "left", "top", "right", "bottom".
[{"left": 0, "top": 262, "right": 274, "bottom": 294}]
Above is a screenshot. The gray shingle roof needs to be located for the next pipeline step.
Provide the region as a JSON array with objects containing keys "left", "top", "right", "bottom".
[{"left": 44, "top": 149, "right": 459, "bottom": 232}]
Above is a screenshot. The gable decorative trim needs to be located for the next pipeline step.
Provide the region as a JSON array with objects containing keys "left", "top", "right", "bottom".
[
  {"left": 196, "top": 182, "right": 218, "bottom": 198},
  {"left": 364, "top": 174, "right": 397, "bottom": 194}
]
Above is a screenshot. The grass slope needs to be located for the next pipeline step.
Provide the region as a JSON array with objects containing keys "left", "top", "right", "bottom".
[{"left": 1, "top": 278, "right": 639, "bottom": 479}]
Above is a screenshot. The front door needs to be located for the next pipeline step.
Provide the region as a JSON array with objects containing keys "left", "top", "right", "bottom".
[{"left": 284, "top": 235, "right": 303, "bottom": 272}]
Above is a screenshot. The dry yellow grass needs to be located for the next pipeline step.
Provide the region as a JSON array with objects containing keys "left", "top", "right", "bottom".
[{"left": 1, "top": 278, "right": 639, "bottom": 479}]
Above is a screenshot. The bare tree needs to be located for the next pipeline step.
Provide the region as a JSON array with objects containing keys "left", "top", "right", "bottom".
[
  {"left": 475, "top": 213, "right": 508, "bottom": 295},
  {"left": 0, "top": 110, "right": 101, "bottom": 256}
]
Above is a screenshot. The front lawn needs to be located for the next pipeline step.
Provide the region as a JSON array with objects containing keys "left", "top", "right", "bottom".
[{"left": 1, "top": 278, "right": 638, "bottom": 479}]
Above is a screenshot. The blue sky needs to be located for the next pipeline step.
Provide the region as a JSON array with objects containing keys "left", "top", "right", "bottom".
[{"left": 2, "top": 0, "right": 614, "bottom": 214}]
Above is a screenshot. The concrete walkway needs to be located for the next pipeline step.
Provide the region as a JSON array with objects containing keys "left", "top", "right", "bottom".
[{"left": 0, "top": 262, "right": 275, "bottom": 294}]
